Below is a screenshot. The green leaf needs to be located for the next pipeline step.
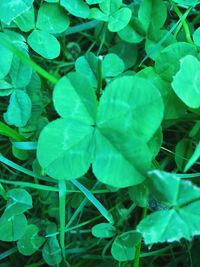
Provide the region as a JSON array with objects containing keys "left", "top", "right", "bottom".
[
  {"left": 17, "top": 224, "right": 45, "bottom": 256},
  {"left": 15, "top": 6, "right": 35, "bottom": 32},
  {"left": 27, "top": 30, "right": 60, "bottom": 59},
  {"left": 75, "top": 52, "right": 98, "bottom": 87},
  {"left": 86, "top": 0, "right": 105, "bottom": 4},
  {"left": 42, "top": 223, "right": 62, "bottom": 266},
  {"left": 97, "top": 76, "right": 164, "bottom": 142},
  {"left": 53, "top": 73, "right": 98, "bottom": 124},
  {"left": 155, "top": 42, "right": 198, "bottom": 82},
  {"left": 193, "top": 27, "right": 200, "bottom": 46},
  {"left": 147, "top": 170, "right": 200, "bottom": 207},
  {"left": 3, "top": 188, "right": 32, "bottom": 219},
  {"left": 173, "top": 0, "right": 199, "bottom": 7},
  {"left": 0, "top": 33, "right": 13, "bottom": 79},
  {"left": 111, "top": 231, "right": 141, "bottom": 261},
  {"left": 0, "top": 80, "right": 13, "bottom": 96},
  {"left": 137, "top": 202, "right": 200, "bottom": 244},
  {"left": 108, "top": 7, "right": 132, "bottom": 32},
  {"left": 118, "top": 18, "right": 145, "bottom": 44},
  {"left": 4, "top": 90, "right": 32, "bottom": 128},
  {"left": 109, "top": 42, "right": 138, "bottom": 69},
  {"left": 92, "top": 223, "right": 116, "bottom": 238},
  {"left": 37, "top": 119, "right": 94, "bottom": 180},
  {"left": 0, "top": 214, "right": 27, "bottom": 242},
  {"left": 93, "top": 129, "right": 151, "bottom": 188},
  {"left": 60, "top": 0, "right": 90, "bottom": 19},
  {"left": 100, "top": 0, "right": 122, "bottom": 14},
  {"left": 137, "top": 67, "right": 186, "bottom": 120},
  {"left": 36, "top": 3, "right": 70, "bottom": 34},
  {"left": 9, "top": 51, "right": 32, "bottom": 88},
  {"left": 0, "top": 0, "right": 34, "bottom": 24},
  {"left": 102, "top": 53, "right": 125, "bottom": 77},
  {"left": 138, "top": 0, "right": 167, "bottom": 32},
  {"left": 172, "top": 55, "right": 200, "bottom": 109},
  {"left": 129, "top": 183, "right": 149, "bottom": 208}
]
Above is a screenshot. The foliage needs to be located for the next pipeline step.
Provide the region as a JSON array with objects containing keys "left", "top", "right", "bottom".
[{"left": 0, "top": 0, "right": 200, "bottom": 266}]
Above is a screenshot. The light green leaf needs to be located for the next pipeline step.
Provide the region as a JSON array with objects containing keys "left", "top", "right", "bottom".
[
  {"left": 118, "top": 18, "right": 145, "bottom": 43},
  {"left": 0, "top": 214, "right": 27, "bottom": 242},
  {"left": 36, "top": 3, "right": 70, "bottom": 34},
  {"left": 173, "top": 0, "right": 199, "bottom": 7},
  {"left": 0, "top": 0, "right": 34, "bottom": 24},
  {"left": 111, "top": 231, "right": 141, "bottom": 261},
  {"left": 137, "top": 67, "right": 186, "bottom": 120},
  {"left": 3, "top": 188, "right": 32, "bottom": 219},
  {"left": 138, "top": 0, "right": 167, "bottom": 32},
  {"left": 100, "top": 0, "right": 122, "bottom": 14},
  {"left": 60, "top": 0, "right": 90, "bottom": 18},
  {"left": 15, "top": 6, "right": 35, "bottom": 32},
  {"left": 108, "top": 7, "right": 132, "bottom": 32},
  {"left": 53, "top": 73, "right": 98, "bottom": 124},
  {"left": 87, "top": 0, "right": 105, "bottom": 4},
  {"left": 184, "top": 142, "right": 200, "bottom": 172},
  {"left": 9, "top": 51, "right": 32, "bottom": 88},
  {"left": 4, "top": 90, "right": 32, "bottom": 128},
  {"left": 193, "top": 27, "right": 200, "bottom": 46},
  {"left": 89, "top": 8, "right": 108, "bottom": 21},
  {"left": 155, "top": 42, "right": 198, "bottom": 82},
  {"left": 75, "top": 52, "right": 98, "bottom": 87},
  {"left": 27, "top": 30, "right": 60, "bottom": 59},
  {"left": 37, "top": 118, "right": 94, "bottom": 180},
  {"left": 93, "top": 129, "right": 151, "bottom": 188},
  {"left": 147, "top": 170, "right": 200, "bottom": 207},
  {"left": 137, "top": 201, "right": 200, "bottom": 244},
  {"left": 0, "top": 33, "right": 13, "bottom": 79},
  {"left": 97, "top": 76, "right": 164, "bottom": 142},
  {"left": 172, "top": 55, "right": 200, "bottom": 109},
  {"left": 102, "top": 53, "right": 125, "bottom": 77},
  {"left": 17, "top": 224, "right": 45, "bottom": 256},
  {"left": 0, "top": 80, "right": 13, "bottom": 96},
  {"left": 92, "top": 223, "right": 116, "bottom": 238}
]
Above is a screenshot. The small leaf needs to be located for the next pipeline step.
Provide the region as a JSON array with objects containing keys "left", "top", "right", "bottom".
[
  {"left": 17, "top": 224, "right": 45, "bottom": 256},
  {"left": 3, "top": 188, "right": 32, "bottom": 219},
  {"left": 36, "top": 3, "right": 70, "bottom": 34},
  {"left": 27, "top": 30, "right": 60, "bottom": 59},
  {"left": 92, "top": 223, "right": 116, "bottom": 238},
  {"left": 60, "top": 0, "right": 90, "bottom": 19},
  {"left": 175, "top": 138, "right": 193, "bottom": 171},
  {"left": 0, "top": 0, "right": 34, "bottom": 24},
  {"left": 102, "top": 53, "right": 125, "bottom": 78},
  {"left": 193, "top": 27, "right": 200, "bottom": 46},
  {"left": 0, "top": 214, "right": 27, "bottom": 242},
  {"left": 15, "top": 6, "right": 35, "bottom": 32},
  {"left": 0, "top": 33, "right": 13, "bottom": 79},
  {"left": 172, "top": 55, "right": 200, "bottom": 109},
  {"left": 184, "top": 142, "right": 200, "bottom": 172},
  {"left": 108, "top": 7, "right": 132, "bottom": 32},
  {"left": 4, "top": 90, "right": 32, "bottom": 128},
  {"left": 111, "top": 231, "right": 141, "bottom": 261}
]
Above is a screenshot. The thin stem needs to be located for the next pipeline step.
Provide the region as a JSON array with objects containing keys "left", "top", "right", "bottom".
[
  {"left": 134, "top": 207, "right": 147, "bottom": 267},
  {"left": 59, "top": 180, "right": 67, "bottom": 260}
]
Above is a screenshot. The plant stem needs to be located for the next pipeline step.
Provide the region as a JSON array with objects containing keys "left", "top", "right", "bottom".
[
  {"left": 134, "top": 207, "right": 147, "bottom": 267},
  {"left": 59, "top": 180, "right": 67, "bottom": 260}
]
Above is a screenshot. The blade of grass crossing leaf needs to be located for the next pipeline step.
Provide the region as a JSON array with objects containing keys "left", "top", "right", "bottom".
[
  {"left": 72, "top": 179, "right": 114, "bottom": 223},
  {"left": 0, "top": 38, "right": 58, "bottom": 84},
  {"left": 59, "top": 180, "right": 67, "bottom": 260},
  {"left": 0, "top": 247, "right": 18, "bottom": 260},
  {"left": 0, "top": 121, "right": 26, "bottom": 141},
  {"left": 0, "top": 154, "right": 56, "bottom": 183},
  {"left": 140, "top": 8, "right": 191, "bottom": 65}
]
